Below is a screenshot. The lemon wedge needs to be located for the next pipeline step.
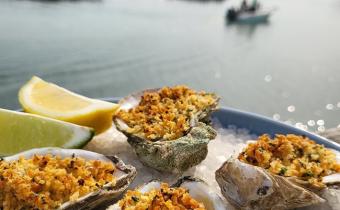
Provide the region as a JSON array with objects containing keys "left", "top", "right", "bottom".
[
  {"left": 0, "top": 108, "right": 94, "bottom": 156},
  {"left": 19, "top": 76, "right": 119, "bottom": 134}
]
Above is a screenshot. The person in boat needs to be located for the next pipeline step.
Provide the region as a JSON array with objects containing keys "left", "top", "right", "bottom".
[
  {"left": 227, "top": 7, "right": 238, "bottom": 21},
  {"left": 240, "top": 0, "right": 248, "bottom": 11},
  {"left": 248, "top": 0, "right": 260, "bottom": 12}
]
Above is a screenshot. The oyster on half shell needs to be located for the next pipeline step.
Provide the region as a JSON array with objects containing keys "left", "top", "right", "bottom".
[
  {"left": 114, "top": 87, "right": 219, "bottom": 173},
  {"left": 107, "top": 177, "right": 226, "bottom": 210},
  {"left": 2, "top": 147, "right": 137, "bottom": 210},
  {"left": 215, "top": 158, "right": 340, "bottom": 210},
  {"left": 215, "top": 134, "right": 340, "bottom": 210}
]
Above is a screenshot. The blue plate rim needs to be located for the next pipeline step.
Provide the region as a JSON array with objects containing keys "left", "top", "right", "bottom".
[{"left": 213, "top": 106, "right": 340, "bottom": 150}]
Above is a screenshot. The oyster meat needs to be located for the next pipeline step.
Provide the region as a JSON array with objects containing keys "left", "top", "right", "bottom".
[
  {"left": 1, "top": 147, "right": 137, "bottom": 210},
  {"left": 107, "top": 177, "right": 226, "bottom": 210},
  {"left": 215, "top": 134, "right": 340, "bottom": 210},
  {"left": 114, "top": 86, "right": 219, "bottom": 173}
]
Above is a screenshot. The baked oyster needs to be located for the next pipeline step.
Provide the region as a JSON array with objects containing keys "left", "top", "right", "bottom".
[
  {"left": 114, "top": 86, "right": 219, "bottom": 173},
  {"left": 107, "top": 177, "right": 226, "bottom": 210},
  {"left": 215, "top": 134, "right": 340, "bottom": 210},
  {"left": 0, "top": 147, "right": 137, "bottom": 210}
]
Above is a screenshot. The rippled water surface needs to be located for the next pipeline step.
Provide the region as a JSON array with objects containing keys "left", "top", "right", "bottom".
[{"left": 0, "top": 0, "right": 339, "bottom": 131}]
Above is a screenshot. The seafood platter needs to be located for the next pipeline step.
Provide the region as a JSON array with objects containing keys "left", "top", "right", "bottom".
[{"left": 0, "top": 76, "right": 339, "bottom": 210}]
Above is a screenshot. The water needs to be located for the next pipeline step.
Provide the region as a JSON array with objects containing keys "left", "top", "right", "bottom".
[{"left": 0, "top": 0, "right": 339, "bottom": 131}]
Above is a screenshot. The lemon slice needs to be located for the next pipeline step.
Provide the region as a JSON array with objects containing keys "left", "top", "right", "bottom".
[
  {"left": 19, "top": 76, "right": 119, "bottom": 134},
  {"left": 0, "top": 108, "right": 94, "bottom": 156}
]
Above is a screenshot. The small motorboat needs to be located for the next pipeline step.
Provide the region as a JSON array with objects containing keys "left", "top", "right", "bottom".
[
  {"left": 226, "top": 0, "right": 272, "bottom": 24},
  {"left": 227, "top": 9, "right": 271, "bottom": 23}
]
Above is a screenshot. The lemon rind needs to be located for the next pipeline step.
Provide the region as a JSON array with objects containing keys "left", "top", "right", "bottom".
[{"left": 18, "top": 76, "right": 118, "bottom": 119}]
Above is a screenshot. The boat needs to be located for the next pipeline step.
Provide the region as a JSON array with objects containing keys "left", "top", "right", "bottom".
[
  {"left": 226, "top": 9, "right": 271, "bottom": 24},
  {"left": 226, "top": 0, "right": 272, "bottom": 24}
]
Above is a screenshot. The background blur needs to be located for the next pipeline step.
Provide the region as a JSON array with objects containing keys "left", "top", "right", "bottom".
[{"left": 0, "top": 0, "right": 339, "bottom": 131}]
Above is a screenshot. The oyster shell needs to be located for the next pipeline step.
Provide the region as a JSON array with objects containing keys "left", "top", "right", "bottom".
[
  {"left": 3, "top": 147, "right": 137, "bottom": 210},
  {"left": 107, "top": 176, "right": 226, "bottom": 210},
  {"left": 114, "top": 87, "right": 219, "bottom": 173},
  {"left": 215, "top": 158, "right": 340, "bottom": 210}
]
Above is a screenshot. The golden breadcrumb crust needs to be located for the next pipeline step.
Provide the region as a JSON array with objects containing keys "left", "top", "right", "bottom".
[
  {"left": 238, "top": 134, "right": 340, "bottom": 187},
  {"left": 116, "top": 85, "right": 217, "bottom": 141},
  {"left": 119, "top": 183, "right": 206, "bottom": 210},
  {"left": 0, "top": 154, "right": 116, "bottom": 210}
]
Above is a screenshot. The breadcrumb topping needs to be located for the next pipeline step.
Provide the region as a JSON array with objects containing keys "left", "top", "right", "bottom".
[
  {"left": 116, "top": 85, "right": 218, "bottom": 141},
  {"left": 0, "top": 154, "right": 116, "bottom": 210},
  {"left": 238, "top": 134, "right": 340, "bottom": 187},
  {"left": 119, "top": 183, "right": 206, "bottom": 210}
]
